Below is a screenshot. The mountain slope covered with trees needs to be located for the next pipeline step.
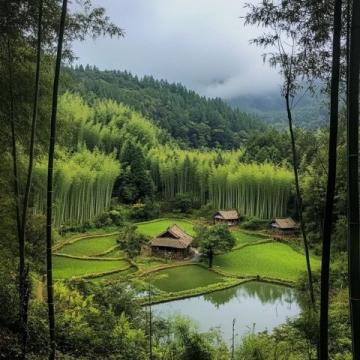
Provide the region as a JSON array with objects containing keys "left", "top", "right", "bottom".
[{"left": 65, "top": 66, "right": 264, "bottom": 149}]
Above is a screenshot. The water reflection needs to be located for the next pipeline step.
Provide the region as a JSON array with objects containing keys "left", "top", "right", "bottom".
[
  {"left": 153, "top": 281, "right": 302, "bottom": 345},
  {"left": 203, "top": 281, "right": 298, "bottom": 308}
]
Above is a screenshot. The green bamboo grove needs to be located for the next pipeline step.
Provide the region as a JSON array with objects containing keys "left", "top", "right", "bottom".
[
  {"left": 148, "top": 146, "right": 294, "bottom": 219},
  {"left": 58, "top": 93, "right": 162, "bottom": 152},
  {"left": 33, "top": 147, "right": 119, "bottom": 227}
]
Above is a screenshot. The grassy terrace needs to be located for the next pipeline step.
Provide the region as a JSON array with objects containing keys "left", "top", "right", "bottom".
[
  {"left": 91, "top": 267, "right": 137, "bottom": 284},
  {"left": 58, "top": 235, "right": 119, "bottom": 257},
  {"left": 53, "top": 256, "right": 129, "bottom": 280},
  {"left": 232, "top": 231, "right": 269, "bottom": 247},
  {"left": 147, "top": 265, "right": 225, "bottom": 293},
  {"left": 214, "top": 242, "right": 321, "bottom": 281},
  {"left": 136, "top": 218, "right": 195, "bottom": 237},
  {"left": 52, "top": 218, "right": 320, "bottom": 302}
]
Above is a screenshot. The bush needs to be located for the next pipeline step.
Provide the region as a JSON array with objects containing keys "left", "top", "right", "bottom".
[
  {"left": 95, "top": 212, "right": 113, "bottom": 228},
  {"left": 130, "top": 200, "right": 160, "bottom": 220},
  {"left": 118, "top": 225, "right": 148, "bottom": 258},
  {"left": 192, "top": 203, "right": 217, "bottom": 220},
  {"left": 240, "top": 217, "right": 269, "bottom": 230},
  {"left": 109, "top": 210, "right": 124, "bottom": 226}
]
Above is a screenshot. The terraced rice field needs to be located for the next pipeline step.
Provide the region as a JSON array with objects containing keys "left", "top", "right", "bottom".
[
  {"left": 90, "top": 267, "right": 137, "bottom": 284},
  {"left": 58, "top": 234, "right": 119, "bottom": 256},
  {"left": 136, "top": 218, "right": 195, "bottom": 237},
  {"left": 53, "top": 256, "right": 129, "bottom": 279},
  {"left": 232, "top": 231, "right": 268, "bottom": 247},
  {"left": 214, "top": 242, "right": 321, "bottom": 281},
  {"left": 148, "top": 265, "right": 225, "bottom": 292}
]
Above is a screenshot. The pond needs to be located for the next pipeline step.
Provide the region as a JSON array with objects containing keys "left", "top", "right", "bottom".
[{"left": 152, "top": 281, "right": 303, "bottom": 345}]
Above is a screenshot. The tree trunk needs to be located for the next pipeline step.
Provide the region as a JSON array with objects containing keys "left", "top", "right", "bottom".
[
  {"left": 6, "top": 38, "right": 27, "bottom": 358},
  {"left": 46, "top": 1, "right": 67, "bottom": 359},
  {"left": 347, "top": 0, "right": 360, "bottom": 358},
  {"left": 319, "top": 1, "right": 342, "bottom": 358},
  {"left": 18, "top": 1, "right": 43, "bottom": 356},
  {"left": 208, "top": 248, "right": 214, "bottom": 268},
  {"left": 285, "top": 93, "right": 315, "bottom": 308}
]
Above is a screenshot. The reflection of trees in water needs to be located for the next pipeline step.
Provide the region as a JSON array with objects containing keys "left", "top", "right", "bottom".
[
  {"left": 203, "top": 286, "right": 239, "bottom": 308},
  {"left": 240, "top": 282, "right": 298, "bottom": 306},
  {"left": 202, "top": 282, "right": 302, "bottom": 310}
]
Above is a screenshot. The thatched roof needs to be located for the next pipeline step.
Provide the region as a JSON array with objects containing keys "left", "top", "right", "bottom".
[
  {"left": 214, "top": 210, "right": 239, "bottom": 220},
  {"left": 271, "top": 217, "right": 299, "bottom": 230},
  {"left": 150, "top": 224, "right": 193, "bottom": 249}
]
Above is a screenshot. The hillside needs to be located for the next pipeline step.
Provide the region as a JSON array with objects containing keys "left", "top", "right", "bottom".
[
  {"left": 65, "top": 66, "right": 265, "bottom": 149},
  {"left": 227, "top": 91, "right": 328, "bottom": 128}
]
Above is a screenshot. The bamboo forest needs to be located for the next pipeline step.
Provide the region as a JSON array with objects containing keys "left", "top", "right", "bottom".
[{"left": 0, "top": 1, "right": 359, "bottom": 360}]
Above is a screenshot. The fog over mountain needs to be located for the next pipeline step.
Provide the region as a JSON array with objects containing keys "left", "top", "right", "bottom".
[{"left": 72, "top": 0, "right": 281, "bottom": 99}]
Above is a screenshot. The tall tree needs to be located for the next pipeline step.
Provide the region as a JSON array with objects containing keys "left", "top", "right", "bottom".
[
  {"left": 195, "top": 224, "right": 235, "bottom": 268},
  {"left": 284, "top": 71, "right": 316, "bottom": 309},
  {"left": 18, "top": 1, "right": 43, "bottom": 357},
  {"left": 319, "top": 0, "right": 342, "bottom": 358},
  {"left": 46, "top": 0, "right": 67, "bottom": 358},
  {"left": 347, "top": 0, "right": 360, "bottom": 357}
]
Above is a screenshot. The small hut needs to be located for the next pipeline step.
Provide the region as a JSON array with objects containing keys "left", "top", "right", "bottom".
[
  {"left": 213, "top": 210, "right": 239, "bottom": 226},
  {"left": 150, "top": 224, "right": 193, "bottom": 259},
  {"left": 271, "top": 217, "right": 299, "bottom": 235}
]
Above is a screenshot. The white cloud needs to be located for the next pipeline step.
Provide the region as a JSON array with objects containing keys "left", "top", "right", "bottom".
[{"left": 72, "top": 0, "right": 281, "bottom": 98}]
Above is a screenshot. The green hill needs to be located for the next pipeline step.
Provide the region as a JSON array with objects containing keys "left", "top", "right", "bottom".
[{"left": 65, "top": 66, "right": 265, "bottom": 149}]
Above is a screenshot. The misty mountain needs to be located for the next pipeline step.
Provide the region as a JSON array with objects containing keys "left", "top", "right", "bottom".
[{"left": 227, "top": 91, "right": 328, "bottom": 128}]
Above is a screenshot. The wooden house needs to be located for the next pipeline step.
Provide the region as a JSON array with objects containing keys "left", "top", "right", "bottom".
[
  {"left": 213, "top": 210, "right": 239, "bottom": 226},
  {"left": 271, "top": 217, "right": 299, "bottom": 235},
  {"left": 150, "top": 224, "right": 193, "bottom": 259}
]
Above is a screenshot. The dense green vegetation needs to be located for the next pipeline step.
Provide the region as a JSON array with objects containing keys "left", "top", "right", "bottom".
[
  {"left": 66, "top": 66, "right": 265, "bottom": 149},
  {"left": 0, "top": 0, "right": 357, "bottom": 358},
  {"left": 195, "top": 224, "right": 236, "bottom": 268},
  {"left": 33, "top": 147, "right": 119, "bottom": 227},
  {"left": 149, "top": 147, "right": 293, "bottom": 218}
]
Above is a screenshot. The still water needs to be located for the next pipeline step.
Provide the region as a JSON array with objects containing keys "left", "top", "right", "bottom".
[{"left": 153, "top": 281, "right": 303, "bottom": 345}]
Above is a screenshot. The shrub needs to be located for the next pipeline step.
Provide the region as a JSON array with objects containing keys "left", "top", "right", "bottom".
[
  {"left": 109, "top": 210, "right": 124, "bottom": 226},
  {"left": 118, "top": 225, "right": 148, "bottom": 258},
  {"left": 95, "top": 212, "right": 113, "bottom": 228},
  {"left": 240, "top": 217, "right": 269, "bottom": 230},
  {"left": 130, "top": 200, "right": 160, "bottom": 220}
]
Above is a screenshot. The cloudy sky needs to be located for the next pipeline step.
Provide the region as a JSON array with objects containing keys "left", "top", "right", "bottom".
[{"left": 73, "top": 0, "right": 280, "bottom": 99}]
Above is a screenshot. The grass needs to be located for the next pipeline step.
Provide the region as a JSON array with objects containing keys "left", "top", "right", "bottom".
[
  {"left": 53, "top": 256, "right": 129, "bottom": 279},
  {"left": 232, "top": 231, "right": 268, "bottom": 247},
  {"left": 59, "top": 235, "right": 118, "bottom": 256},
  {"left": 98, "top": 247, "right": 125, "bottom": 258},
  {"left": 90, "top": 267, "right": 137, "bottom": 284},
  {"left": 147, "top": 265, "right": 225, "bottom": 293},
  {"left": 214, "top": 242, "right": 321, "bottom": 281},
  {"left": 136, "top": 257, "right": 167, "bottom": 270},
  {"left": 136, "top": 218, "right": 195, "bottom": 237}
]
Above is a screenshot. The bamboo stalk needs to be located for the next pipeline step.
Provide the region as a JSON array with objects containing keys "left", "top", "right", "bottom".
[
  {"left": 46, "top": 1, "right": 68, "bottom": 358},
  {"left": 319, "top": 0, "right": 342, "bottom": 357},
  {"left": 347, "top": 0, "right": 360, "bottom": 357}
]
